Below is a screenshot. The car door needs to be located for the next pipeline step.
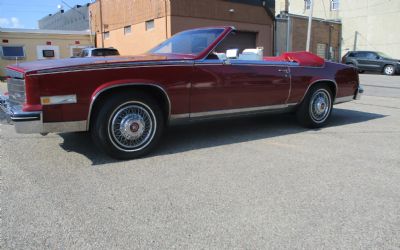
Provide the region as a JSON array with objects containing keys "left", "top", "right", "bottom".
[
  {"left": 190, "top": 59, "right": 291, "bottom": 116},
  {"left": 364, "top": 52, "right": 382, "bottom": 72},
  {"left": 356, "top": 52, "right": 380, "bottom": 71}
]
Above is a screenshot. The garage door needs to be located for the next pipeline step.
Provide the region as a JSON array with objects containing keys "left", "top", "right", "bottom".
[{"left": 215, "top": 31, "right": 257, "bottom": 53}]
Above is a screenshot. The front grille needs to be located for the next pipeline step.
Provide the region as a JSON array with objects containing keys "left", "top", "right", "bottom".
[{"left": 7, "top": 77, "right": 26, "bottom": 106}]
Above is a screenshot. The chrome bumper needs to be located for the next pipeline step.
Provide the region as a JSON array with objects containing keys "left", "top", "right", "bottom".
[
  {"left": 0, "top": 93, "right": 43, "bottom": 133},
  {"left": 0, "top": 93, "right": 87, "bottom": 134},
  {"left": 354, "top": 85, "right": 364, "bottom": 100}
]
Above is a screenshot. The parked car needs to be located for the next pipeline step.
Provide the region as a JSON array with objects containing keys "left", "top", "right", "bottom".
[
  {"left": 0, "top": 26, "right": 362, "bottom": 159},
  {"left": 78, "top": 47, "right": 120, "bottom": 57},
  {"left": 342, "top": 51, "right": 400, "bottom": 75}
]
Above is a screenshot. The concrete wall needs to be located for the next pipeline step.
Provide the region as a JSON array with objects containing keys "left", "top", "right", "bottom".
[
  {"left": 276, "top": 0, "right": 400, "bottom": 58},
  {"left": 39, "top": 5, "right": 90, "bottom": 31},
  {"left": 0, "top": 29, "right": 93, "bottom": 77}
]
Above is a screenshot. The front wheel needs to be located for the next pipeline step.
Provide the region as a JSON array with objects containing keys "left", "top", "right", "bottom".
[
  {"left": 91, "top": 92, "right": 164, "bottom": 159},
  {"left": 383, "top": 65, "right": 395, "bottom": 75},
  {"left": 296, "top": 85, "right": 333, "bottom": 128}
]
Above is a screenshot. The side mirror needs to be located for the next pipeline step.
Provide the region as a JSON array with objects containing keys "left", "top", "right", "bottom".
[
  {"left": 376, "top": 56, "right": 381, "bottom": 60},
  {"left": 226, "top": 49, "right": 239, "bottom": 59}
]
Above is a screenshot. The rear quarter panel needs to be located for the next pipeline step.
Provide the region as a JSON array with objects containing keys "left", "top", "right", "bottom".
[{"left": 287, "top": 62, "right": 359, "bottom": 104}]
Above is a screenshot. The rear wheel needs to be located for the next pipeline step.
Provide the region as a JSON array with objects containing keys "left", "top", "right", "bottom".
[
  {"left": 296, "top": 85, "right": 333, "bottom": 128},
  {"left": 383, "top": 65, "right": 395, "bottom": 75},
  {"left": 91, "top": 92, "right": 164, "bottom": 159}
]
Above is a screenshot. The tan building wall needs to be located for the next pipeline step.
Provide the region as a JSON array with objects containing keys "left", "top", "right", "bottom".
[
  {"left": 276, "top": 0, "right": 400, "bottom": 58},
  {"left": 0, "top": 29, "right": 93, "bottom": 77},
  {"left": 89, "top": 0, "right": 274, "bottom": 56},
  {"left": 100, "top": 17, "right": 169, "bottom": 55}
]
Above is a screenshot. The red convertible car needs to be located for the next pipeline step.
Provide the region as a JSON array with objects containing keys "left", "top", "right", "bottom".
[{"left": 1, "top": 26, "right": 362, "bottom": 159}]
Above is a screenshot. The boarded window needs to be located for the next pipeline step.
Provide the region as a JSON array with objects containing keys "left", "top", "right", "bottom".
[
  {"left": 42, "top": 50, "right": 55, "bottom": 58},
  {"left": 316, "top": 43, "right": 327, "bottom": 58}
]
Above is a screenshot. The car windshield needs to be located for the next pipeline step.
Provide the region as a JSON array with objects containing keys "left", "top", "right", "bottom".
[
  {"left": 376, "top": 52, "right": 393, "bottom": 59},
  {"left": 149, "top": 28, "right": 224, "bottom": 56}
]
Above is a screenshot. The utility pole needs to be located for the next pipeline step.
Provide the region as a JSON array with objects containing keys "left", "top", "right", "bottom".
[
  {"left": 286, "top": 0, "right": 291, "bottom": 52},
  {"left": 353, "top": 31, "right": 358, "bottom": 51},
  {"left": 306, "top": 0, "right": 314, "bottom": 51},
  {"left": 99, "top": 0, "right": 104, "bottom": 48}
]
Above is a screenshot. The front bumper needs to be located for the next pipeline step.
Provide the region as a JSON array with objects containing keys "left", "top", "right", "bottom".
[
  {"left": 0, "top": 93, "right": 87, "bottom": 134},
  {"left": 0, "top": 93, "right": 43, "bottom": 134}
]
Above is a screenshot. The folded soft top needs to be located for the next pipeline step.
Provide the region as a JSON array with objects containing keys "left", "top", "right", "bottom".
[{"left": 264, "top": 51, "right": 325, "bottom": 67}]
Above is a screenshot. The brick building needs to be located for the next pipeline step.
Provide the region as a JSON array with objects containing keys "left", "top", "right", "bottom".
[
  {"left": 275, "top": 13, "right": 341, "bottom": 61},
  {"left": 89, "top": 0, "right": 275, "bottom": 56}
]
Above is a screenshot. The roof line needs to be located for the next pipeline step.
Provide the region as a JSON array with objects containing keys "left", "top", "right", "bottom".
[{"left": 0, "top": 28, "right": 93, "bottom": 35}]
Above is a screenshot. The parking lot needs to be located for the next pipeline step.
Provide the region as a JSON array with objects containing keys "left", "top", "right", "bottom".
[{"left": 1, "top": 74, "right": 399, "bottom": 249}]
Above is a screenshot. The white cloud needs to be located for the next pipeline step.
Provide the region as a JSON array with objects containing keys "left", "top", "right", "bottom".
[{"left": 0, "top": 17, "right": 24, "bottom": 28}]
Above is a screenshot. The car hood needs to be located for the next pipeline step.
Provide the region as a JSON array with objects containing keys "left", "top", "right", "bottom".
[{"left": 6, "top": 53, "right": 195, "bottom": 75}]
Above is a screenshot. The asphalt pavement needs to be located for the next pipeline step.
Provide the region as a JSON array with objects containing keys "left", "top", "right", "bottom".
[{"left": 1, "top": 74, "right": 400, "bottom": 249}]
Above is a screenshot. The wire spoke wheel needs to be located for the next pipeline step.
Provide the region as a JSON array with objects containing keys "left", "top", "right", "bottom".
[
  {"left": 309, "top": 89, "right": 331, "bottom": 123},
  {"left": 108, "top": 102, "right": 157, "bottom": 152}
]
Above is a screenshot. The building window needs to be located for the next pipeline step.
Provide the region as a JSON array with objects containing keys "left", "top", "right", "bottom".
[
  {"left": 42, "top": 50, "right": 55, "bottom": 58},
  {"left": 104, "top": 31, "right": 110, "bottom": 39},
  {"left": 145, "top": 20, "right": 154, "bottom": 31},
  {"left": 305, "top": 0, "right": 311, "bottom": 10},
  {"left": 124, "top": 25, "right": 132, "bottom": 35},
  {"left": 330, "top": 0, "right": 339, "bottom": 11},
  {"left": 1, "top": 45, "right": 25, "bottom": 59}
]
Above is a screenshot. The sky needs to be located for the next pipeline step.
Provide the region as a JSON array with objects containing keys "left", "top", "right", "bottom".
[{"left": 0, "top": 0, "right": 93, "bottom": 29}]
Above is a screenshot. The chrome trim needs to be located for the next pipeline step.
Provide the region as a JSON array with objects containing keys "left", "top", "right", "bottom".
[
  {"left": 1, "top": 93, "right": 86, "bottom": 134},
  {"left": 285, "top": 66, "right": 292, "bottom": 104},
  {"left": 194, "top": 59, "right": 298, "bottom": 67},
  {"left": 29, "top": 60, "right": 194, "bottom": 76},
  {"left": 170, "top": 103, "right": 298, "bottom": 120},
  {"left": 40, "top": 95, "right": 77, "bottom": 105},
  {"left": 334, "top": 95, "right": 354, "bottom": 104},
  {"left": 298, "top": 79, "right": 338, "bottom": 104},
  {"left": 107, "top": 101, "right": 157, "bottom": 152},
  {"left": 190, "top": 104, "right": 296, "bottom": 118},
  {"left": 170, "top": 113, "right": 190, "bottom": 120},
  {"left": 0, "top": 93, "right": 40, "bottom": 122},
  {"left": 7, "top": 77, "right": 26, "bottom": 106},
  {"left": 5, "top": 68, "right": 24, "bottom": 79},
  {"left": 86, "top": 83, "right": 171, "bottom": 130}
]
